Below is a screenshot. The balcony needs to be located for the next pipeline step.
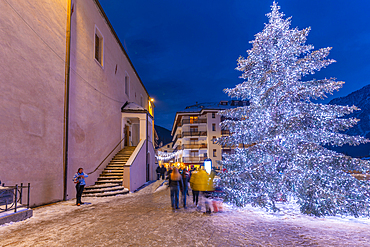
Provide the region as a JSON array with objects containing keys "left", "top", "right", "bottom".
[
  {"left": 173, "top": 133, "right": 181, "bottom": 144},
  {"left": 182, "top": 131, "right": 207, "bottom": 137},
  {"left": 182, "top": 144, "right": 207, "bottom": 149},
  {"left": 182, "top": 157, "right": 206, "bottom": 163},
  {"left": 181, "top": 119, "right": 207, "bottom": 125}
]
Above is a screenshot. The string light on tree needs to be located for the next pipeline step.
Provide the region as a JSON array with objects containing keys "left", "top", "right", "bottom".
[{"left": 217, "top": 1, "right": 370, "bottom": 217}]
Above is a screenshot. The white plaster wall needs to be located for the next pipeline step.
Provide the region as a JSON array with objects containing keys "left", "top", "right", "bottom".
[
  {"left": 0, "top": 0, "right": 67, "bottom": 206},
  {"left": 0, "top": 0, "right": 153, "bottom": 206}
]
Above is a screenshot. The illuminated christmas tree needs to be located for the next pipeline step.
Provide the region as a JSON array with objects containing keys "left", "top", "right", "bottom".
[{"left": 217, "top": 2, "right": 370, "bottom": 217}]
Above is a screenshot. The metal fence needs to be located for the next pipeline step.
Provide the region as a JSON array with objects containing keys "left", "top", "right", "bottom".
[{"left": 0, "top": 183, "right": 30, "bottom": 213}]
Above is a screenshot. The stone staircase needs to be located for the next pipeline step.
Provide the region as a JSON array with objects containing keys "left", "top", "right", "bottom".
[{"left": 83, "top": 146, "right": 136, "bottom": 197}]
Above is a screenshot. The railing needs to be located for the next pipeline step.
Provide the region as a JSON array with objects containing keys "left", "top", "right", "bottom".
[
  {"left": 88, "top": 137, "right": 124, "bottom": 175},
  {"left": 182, "top": 144, "right": 207, "bottom": 149},
  {"left": 181, "top": 119, "right": 207, "bottom": 125},
  {"left": 182, "top": 131, "right": 207, "bottom": 137},
  {"left": 173, "top": 134, "right": 181, "bottom": 144},
  {"left": 182, "top": 157, "right": 206, "bottom": 163},
  {"left": 0, "top": 183, "right": 30, "bottom": 213}
]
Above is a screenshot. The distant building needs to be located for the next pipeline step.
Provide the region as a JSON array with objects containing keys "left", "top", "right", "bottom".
[
  {"left": 171, "top": 100, "right": 248, "bottom": 170},
  {"left": 0, "top": 0, "right": 155, "bottom": 206}
]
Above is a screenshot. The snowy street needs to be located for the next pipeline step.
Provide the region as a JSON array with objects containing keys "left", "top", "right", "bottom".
[{"left": 1, "top": 181, "right": 370, "bottom": 247}]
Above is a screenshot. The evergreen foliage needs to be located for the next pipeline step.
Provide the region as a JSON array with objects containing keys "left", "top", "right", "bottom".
[{"left": 217, "top": 2, "right": 370, "bottom": 217}]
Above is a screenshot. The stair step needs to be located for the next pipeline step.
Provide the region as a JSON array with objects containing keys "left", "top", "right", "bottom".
[
  {"left": 83, "top": 186, "right": 125, "bottom": 194},
  {"left": 87, "top": 146, "right": 135, "bottom": 197},
  {"left": 95, "top": 180, "right": 122, "bottom": 185},
  {"left": 98, "top": 176, "right": 122, "bottom": 180},
  {"left": 102, "top": 171, "right": 123, "bottom": 175},
  {"left": 99, "top": 175, "right": 123, "bottom": 179},
  {"left": 106, "top": 164, "right": 125, "bottom": 167},
  {"left": 82, "top": 188, "right": 129, "bottom": 197},
  {"left": 103, "top": 170, "right": 123, "bottom": 173},
  {"left": 85, "top": 183, "right": 122, "bottom": 190}
]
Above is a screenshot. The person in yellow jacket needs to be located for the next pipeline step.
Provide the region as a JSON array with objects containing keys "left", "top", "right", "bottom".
[{"left": 190, "top": 167, "right": 215, "bottom": 207}]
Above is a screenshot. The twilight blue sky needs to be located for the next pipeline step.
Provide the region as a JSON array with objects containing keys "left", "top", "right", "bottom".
[{"left": 99, "top": 0, "right": 370, "bottom": 130}]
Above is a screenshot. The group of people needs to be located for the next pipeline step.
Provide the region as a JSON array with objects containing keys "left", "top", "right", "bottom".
[
  {"left": 165, "top": 166, "right": 215, "bottom": 213},
  {"left": 74, "top": 165, "right": 216, "bottom": 212},
  {"left": 155, "top": 165, "right": 167, "bottom": 180}
]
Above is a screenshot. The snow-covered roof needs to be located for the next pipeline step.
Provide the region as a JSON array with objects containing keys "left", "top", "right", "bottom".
[{"left": 121, "top": 102, "right": 147, "bottom": 113}]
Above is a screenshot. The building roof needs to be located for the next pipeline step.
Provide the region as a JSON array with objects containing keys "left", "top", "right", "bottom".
[{"left": 171, "top": 100, "right": 249, "bottom": 135}]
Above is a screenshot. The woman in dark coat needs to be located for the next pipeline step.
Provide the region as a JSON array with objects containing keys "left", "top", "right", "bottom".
[
  {"left": 168, "top": 167, "right": 182, "bottom": 211},
  {"left": 180, "top": 169, "right": 190, "bottom": 209}
]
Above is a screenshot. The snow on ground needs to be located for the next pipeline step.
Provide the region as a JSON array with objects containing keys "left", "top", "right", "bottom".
[
  {"left": 232, "top": 200, "right": 370, "bottom": 234},
  {"left": 1, "top": 180, "right": 370, "bottom": 246}
]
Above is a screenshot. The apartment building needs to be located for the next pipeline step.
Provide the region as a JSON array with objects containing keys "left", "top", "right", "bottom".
[{"left": 171, "top": 101, "right": 248, "bottom": 170}]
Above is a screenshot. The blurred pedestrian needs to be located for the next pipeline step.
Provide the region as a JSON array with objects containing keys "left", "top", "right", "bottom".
[
  {"left": 190, "top": 167, "right": 211, "bottom": 211},
  {"left": 156, "top": 165, "right": 161, "bottom": 180},
  {"left": 73, "top": 168, "right": 88, "bottom": 206},
  {"left": 169, "top": 167, "right": 182, "bottom": 211},
  {"left": 160, "top": 165, "right": 166, "bottom": 180},
  {"left": 180, "top": 169, "right": 190, "bottom": 209},
  {"left": 166, "top": 166, "right": 173, "bottom": 180}
]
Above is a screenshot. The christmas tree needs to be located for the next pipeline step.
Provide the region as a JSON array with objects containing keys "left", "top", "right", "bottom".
[{"left": 217, "top": 2, "right": 370, "bottom": 217}]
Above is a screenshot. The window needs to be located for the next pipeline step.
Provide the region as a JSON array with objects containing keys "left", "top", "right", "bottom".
[
  {"left": 212, "top": 124, "right": 216, "bottom": 131},
  {"left": 190, "top": 150, "right": 198, "bottom": 157},
  {"left": 94, "top": 27, "right": 104, "bottom": 66},
  {"left": 190, "top": 126, "right": 198, "bottom": 133},
  {"left": 167, "top": 145, "right": 170, "bottom": 148},
  {"left": 213, "top": 149, "right": 217, "bottom": 157},
  {"left": 190, "top": 116, "right": 198, "bottom": 124},
  {"left": 204, "top": 153, "right": 207, "bottom": 158},
  {"left": 212, "top": 113, "right": 215, "bottom": 118},
  {"left": 212, "top": 136, "right": 216, "bottom": 144},
  {"left": 125, "top": 75, "right": 129, "bottom": 97},
  {"left": 190, "top": 138, "right": 197, "bottom": 144}
]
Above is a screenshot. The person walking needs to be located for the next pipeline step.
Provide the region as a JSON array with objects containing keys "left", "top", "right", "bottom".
[
  {"left": 156, "top": 165, "right": 161, "bottom": 180},
  {"left": 190, "top": 168, "right": 200, "bottom": 207},
  {"left": 168, "top": 167, "right": 182, "bottom": 211},
  {"left": 73, "top": 168, "right": 88, "bottom": 206},
  {"left": 180, "top": 169, "right": 190, "bottom": 209},
  {"left": 160, "top": 165, "right": 166, "bottom": 180},
  {"left": 190, "top": 167, "right": 210, "bottom": 210}
]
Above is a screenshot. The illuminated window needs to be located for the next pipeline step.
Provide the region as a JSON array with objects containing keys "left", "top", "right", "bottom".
[
  {"left": 94, "top": 27, "right": 104, "bottom": 66},
  {"left": 213, "top": 149, "right": 217, "bottom": 157},
  {"left": 190, "top": 116, "right": 198, "bottom": 124}
]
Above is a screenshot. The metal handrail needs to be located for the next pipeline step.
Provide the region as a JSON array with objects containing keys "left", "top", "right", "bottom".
[
  {"left": 181, "top": 119, "right": 207, "bottom": 125},
  {"left": 182, "top": 131, "right": 207, "bottom": 137},
  {"left": 182, "top": 144, "right": 207, "bottom": 149},
  {"left": 0, "top": 183, "right": 30, "bottom": 213},
  {"left": 88, "top": 137, "right": 124, "bottom": 175}
]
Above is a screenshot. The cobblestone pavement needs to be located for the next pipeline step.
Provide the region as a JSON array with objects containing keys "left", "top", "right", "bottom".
[{"left": 1, "top": 181, "right": 369, "bottom": 247}]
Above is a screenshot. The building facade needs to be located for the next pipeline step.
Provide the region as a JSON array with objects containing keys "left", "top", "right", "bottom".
[
  {"left": 0, "top": 0, "right": 155, "bottom": 206},
  {"left": 170, "top": 101, "right": 248, "bottom": 170}
]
